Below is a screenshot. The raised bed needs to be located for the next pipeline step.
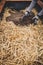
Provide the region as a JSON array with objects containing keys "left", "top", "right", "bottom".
[{"left": 0, "top": 0, "right": 43, "bottom": 13}]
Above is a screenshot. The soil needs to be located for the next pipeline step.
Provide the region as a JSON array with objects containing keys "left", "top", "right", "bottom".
[{"left": 6, "top": 10, "right": 35, "bottom": 26}]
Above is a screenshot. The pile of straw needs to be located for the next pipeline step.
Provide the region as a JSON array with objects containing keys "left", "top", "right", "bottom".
[{"left": 0, "top": 9, "right": 43, "bottom": 65}]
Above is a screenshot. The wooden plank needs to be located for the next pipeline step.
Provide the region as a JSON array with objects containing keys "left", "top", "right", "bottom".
[
  {"left": 6, "top": 0, "right": 32, "bottom": 1},
  {"left": 0, "top": 0, "right": 6, "bottom": 13},
  {"left": 38, "top": 0, "right": 43, "bottom": 8}
]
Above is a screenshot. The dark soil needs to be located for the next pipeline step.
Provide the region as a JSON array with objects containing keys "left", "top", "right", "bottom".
[{"left": 6, "top": 10, "right": 35, "bottom": 26}]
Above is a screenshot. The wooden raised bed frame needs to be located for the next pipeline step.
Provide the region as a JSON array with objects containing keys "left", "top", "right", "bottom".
[{"left": 0, "top": 0, "right": 43, "bottom": 13}]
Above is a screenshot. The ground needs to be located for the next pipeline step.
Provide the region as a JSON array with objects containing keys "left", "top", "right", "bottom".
[{"left": 0, "top": 8, "right": 43, "bottom": 65}]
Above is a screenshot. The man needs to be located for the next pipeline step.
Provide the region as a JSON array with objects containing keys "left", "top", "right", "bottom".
[{"left": 21, "top": 0, "right": 43, "bottom": 24}]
